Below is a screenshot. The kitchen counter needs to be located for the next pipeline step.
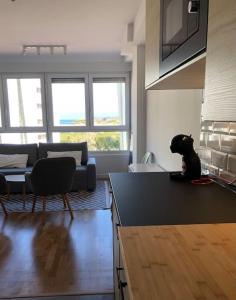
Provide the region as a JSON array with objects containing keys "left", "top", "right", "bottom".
[
  {"left": 110, "top": 172, "right": 236, "bottom": 299},
  {"left": 109, "top": 172, "right": 236, "bottom": 226},
  {"left": 119, "top": 223, "right": 236, "bottom": 300}
]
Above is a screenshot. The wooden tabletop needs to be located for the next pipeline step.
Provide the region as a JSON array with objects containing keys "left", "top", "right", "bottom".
[{"left": 119, "top": 223, "right": 236, "bottom": 300}]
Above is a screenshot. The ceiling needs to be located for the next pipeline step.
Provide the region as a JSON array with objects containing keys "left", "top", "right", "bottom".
[{"left": 0, "top": 0, "right": 142, "bottom": 57}]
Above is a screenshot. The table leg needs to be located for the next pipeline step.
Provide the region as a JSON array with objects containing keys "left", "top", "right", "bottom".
[
  {"left": 7, "top": 184, "right": 10, "bottom": 201},
  {"left": 41, "top": 196, "right": 46, "bottom": 213},
  {"left": 22, "top": 183, "right": 26, "bottom": 209},
  {"left": 0, "top": 197, "right": 8, "bottom": 216},
  {"left": 32, "top": 195, "right": 36, "bottom": 213}
]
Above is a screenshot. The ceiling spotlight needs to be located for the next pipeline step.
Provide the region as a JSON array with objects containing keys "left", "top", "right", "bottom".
[{"left": 23, "top": 45, "right": 67, "bottom": 55}]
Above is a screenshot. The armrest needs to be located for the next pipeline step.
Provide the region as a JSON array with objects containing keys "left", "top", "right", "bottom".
[
  {"left": 25, "top": 171, "right": 32, "bottom": 180},
  {"left": 87, "top": 157, "right": 96, "bottom": 191},
  {"left": 0, "top": 173, "right": 7, "bottom": 194}
]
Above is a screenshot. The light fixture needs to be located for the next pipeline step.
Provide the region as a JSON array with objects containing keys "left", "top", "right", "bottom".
[{"left": 23, "top": 45, "right": 67, "bottom": 55}]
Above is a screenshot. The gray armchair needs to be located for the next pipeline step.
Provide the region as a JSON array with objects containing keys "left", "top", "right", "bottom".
[
  {"left": 38, "top": 142, "right": 96, "bottom": 191},
  {"left": 26, "top": 157, "right": 76, "bottom": 219}
]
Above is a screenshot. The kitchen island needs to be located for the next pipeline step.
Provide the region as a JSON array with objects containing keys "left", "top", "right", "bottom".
[{"left": 109, "top": 172, "right": 236, "bottom": 299}]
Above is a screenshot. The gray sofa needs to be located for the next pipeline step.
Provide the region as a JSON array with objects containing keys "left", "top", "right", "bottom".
[{"left": 0, "top": 142, "right": 96, "bottom": 192}]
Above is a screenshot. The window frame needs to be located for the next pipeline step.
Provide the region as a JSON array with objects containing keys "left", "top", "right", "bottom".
[
  {"left": 45, "top": 73, "right": 90, "bottom": 135},
  {"left": 0, "top": 72, "right": 130, "bottom": 151},
  {"left": 89, "top": 73, "right": 130, "bottom": 132},
  {"left": 0, "top": 75, "right": 6, "bottom": 132},
  {"left": 2, "top": 73, "right": 47, "bottom": 133}
]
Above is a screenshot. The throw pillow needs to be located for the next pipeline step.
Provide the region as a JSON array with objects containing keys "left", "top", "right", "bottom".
[
  {"left": 0, "top": 154, "right": 28, "bottom": 168},
  {"left": 47, "top": 151, "right": 82, "bottom": 166}
]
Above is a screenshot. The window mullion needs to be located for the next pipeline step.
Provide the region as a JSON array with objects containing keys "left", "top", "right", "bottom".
[
  {"left": 87, "top": 74, "right": 93, "bottom": 129},
  {"left": 2, "top": 75, "right": 11, "bottom": 130},
  {"left": 0, "top": 75, "right": 6, "bottom": 130},
  {"left": 44, "top": 73, "right": 53, "bottom": 142}
]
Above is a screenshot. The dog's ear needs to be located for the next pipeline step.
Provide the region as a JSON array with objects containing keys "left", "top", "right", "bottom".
[{"left": 189, "top": 134, "right": 194, "bottom": 142}]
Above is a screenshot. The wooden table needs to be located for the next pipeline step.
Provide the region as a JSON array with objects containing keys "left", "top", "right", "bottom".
[
  {"left": 119, "top": 223, "right": 236, "bottom": 300},
  {"left": 5, "top": 174, "right": 26, "bottom": 208}
]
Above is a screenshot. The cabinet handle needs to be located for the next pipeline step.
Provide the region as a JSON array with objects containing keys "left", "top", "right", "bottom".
[
  {"left": 120, "top": 280, "right": 127, "bottom": 300},
  {"left": 116, "top": 267, "right": 122, "bottom": 289},
  {"left": 116, "top": 266, "right": 127, "bottom": 299},
  {"left": 188, "top": 0, "right": 199, "bottom": 13},
  {"left": 116, "top": 223, "right": 121, "bottom": 240},
  {"left": 116, "top": 266, "right": 123, "bottom": 282}
]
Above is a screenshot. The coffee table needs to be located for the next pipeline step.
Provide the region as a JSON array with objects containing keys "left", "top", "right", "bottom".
[{"left": 5, "top": 174, "right": 26, "bottom": 208}]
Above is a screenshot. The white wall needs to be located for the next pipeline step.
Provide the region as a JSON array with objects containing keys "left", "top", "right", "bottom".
[
  {"left": 91, "top": 151, "right": 130, "bottom": 177},
  {"left": 146, "top": 89, "right": 202, "bottom": 171},
  {"left": 0, "top": 55, "right": 131, "bottom": 73},
  {"left": 131, "top": 45, "right": 146, "bottom": 163}
]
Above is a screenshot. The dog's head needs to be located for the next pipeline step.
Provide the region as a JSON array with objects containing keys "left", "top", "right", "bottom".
[{"left": 170, "top": 134, "right": 194, "bottom": 155}]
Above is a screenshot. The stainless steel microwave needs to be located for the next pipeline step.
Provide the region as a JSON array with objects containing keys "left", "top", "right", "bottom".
[{"left": 159, "top": 0, "right": 208, "bottom": 77}]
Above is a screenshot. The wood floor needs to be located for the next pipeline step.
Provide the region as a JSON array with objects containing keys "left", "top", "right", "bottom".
[
  {"left": 0, "top": 210, "right": 113, "bottom": 299},
  {"left": 15, "top": 295, "right": 114, "bottom": 300}
]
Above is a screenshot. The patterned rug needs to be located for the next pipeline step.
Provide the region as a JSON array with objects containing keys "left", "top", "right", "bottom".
[{"left": 2, "top": 180, "right": 111, "bottom": 212}]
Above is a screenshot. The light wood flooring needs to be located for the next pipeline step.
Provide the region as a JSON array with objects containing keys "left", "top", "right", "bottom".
[
  {"left": 0, "top": 210, "right": 113, "bottom": 299},
  {"left": 12, "top": 295, "right": 114, "bottom": 300}
]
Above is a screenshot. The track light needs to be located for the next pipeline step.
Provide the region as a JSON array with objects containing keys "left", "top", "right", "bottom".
[{"left": 23, "top": 45, "right": 67, "bottom": 55}]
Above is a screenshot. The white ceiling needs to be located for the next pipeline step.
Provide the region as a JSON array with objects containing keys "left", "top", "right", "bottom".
[{"left": 0, "top": 0, "right": 142, "bottom": 56}]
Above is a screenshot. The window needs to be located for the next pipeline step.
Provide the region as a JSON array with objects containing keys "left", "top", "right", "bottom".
[
  {"left": 0, "top": 73, "right": 130, "bottom": 151},
  {"left": 52, "top": 132, "right": 128, "bottom": 151},
  {"left": 6, "top": 78, "right": 44, "bottom": 127},
  {"left": 50, "top": 78, "right": 86, "bottom": 127},
  {"left": 0, "top": 132, "right": 47, "bottom": 144},
  {"left": 92, "top": 78, "right": 126, "bottom": 126}
]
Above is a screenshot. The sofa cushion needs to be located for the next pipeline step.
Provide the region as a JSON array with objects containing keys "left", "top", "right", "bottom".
[
  {"left": 38, "top": 142, "right": 88, "bottom": 165},
  {"left": 0, "top": 167, "right": 33, "bottom": 175},
  {"left": 0, "top": 144, "right": 38, "bottom": 166},
  {"left": 0, "top": 154, "right": 28, "bottom": 168},
  {"left": 47, "top": 150, "right": 82, "bottom": 165}
]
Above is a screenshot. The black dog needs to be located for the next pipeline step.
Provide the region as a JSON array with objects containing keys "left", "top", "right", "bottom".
[{"left": 170, "top": 134, "right": 201, "bottom": 180}]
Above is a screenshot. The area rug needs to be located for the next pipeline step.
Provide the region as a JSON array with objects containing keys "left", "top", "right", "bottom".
[{"left": 2, "top": 180, "right": 111, "bottom": 212}]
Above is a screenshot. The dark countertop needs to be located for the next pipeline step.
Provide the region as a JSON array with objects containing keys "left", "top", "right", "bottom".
[{"left": 109, "top": 172, "right": 236, "bottom": 226}]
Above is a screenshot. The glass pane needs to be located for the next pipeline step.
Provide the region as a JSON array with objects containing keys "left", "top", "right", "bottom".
[
  {"left": 7, "top": 78, "right": 43, "bottom": 127},
  {"left": 51, "top": 80, "right": 86, "bottom": 126},
  {"left": 93, "top": 81, "right": 126, "bottom": 126},
  {"left": 52, "top": 132, "right": 128, "bottom": 151},
  {"left": 0, "top": 132, "right": 47, "bottom": 144}
]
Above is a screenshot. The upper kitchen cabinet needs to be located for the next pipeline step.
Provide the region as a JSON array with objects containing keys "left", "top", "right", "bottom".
[
  {"left": 202, "top": 0, "right": 236, "bottom": 121},
  {"left": 145, "top": 0, "right": 160, "bottom": 87},
  {"left": 145, "top": 0, "right": 208, "bottom": 90}
]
